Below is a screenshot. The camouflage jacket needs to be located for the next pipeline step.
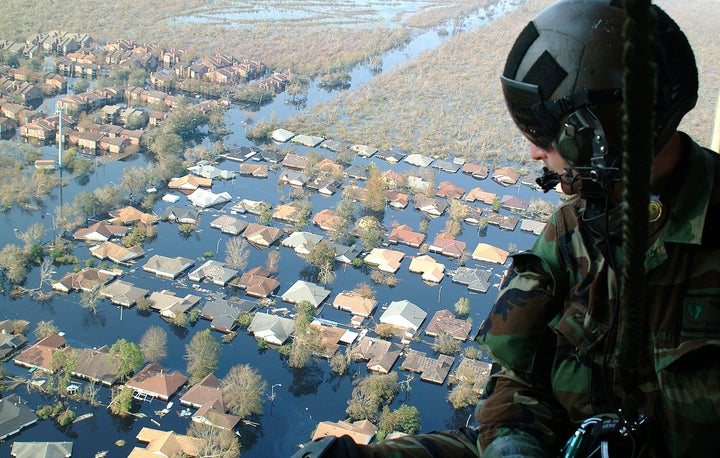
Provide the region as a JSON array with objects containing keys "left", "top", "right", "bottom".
[{"left": 476, "top": 133, "right": 720, "bottom": 457}]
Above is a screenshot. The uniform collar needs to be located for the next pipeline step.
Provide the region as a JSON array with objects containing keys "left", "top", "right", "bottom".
[{"left": 657, "top": 132, "right": 713, "bottom": 245}]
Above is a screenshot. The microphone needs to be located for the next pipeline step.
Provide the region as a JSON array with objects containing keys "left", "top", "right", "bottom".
[{"left": 536, "top": 167, "right": 561, "bottom": 192}]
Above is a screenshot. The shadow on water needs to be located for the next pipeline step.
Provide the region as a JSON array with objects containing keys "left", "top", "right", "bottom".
[
  {"left": 238, "top": 422, "right": 264, "bottom": 451},
  {"left": 170, "top": 323, "right": 190, "bottom": 339},
  {"left": 81, "top": 310, "right": 107, "bottom": 330},
  {"left": 111, "top": 409, "right": 138, "bottom": 432},
  {"left": 74, "top": 173, "right": 91, "bottom": 186},
  {"left": 445, "top": 405, "right": 477, "bottom": 430},
  {"left": 298, "top": 265, "right": 319, "bottom": 282},
  {"left": 288, "top": 365, "right": 324, "bottom": 397}
]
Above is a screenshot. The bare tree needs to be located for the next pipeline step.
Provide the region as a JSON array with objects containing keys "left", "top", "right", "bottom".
[
  {"left": 221, "top": 364, "right": 267, "bottom": 418},
  {"left": 15, "top": 222, "right": 45, "bottom": 249},
  {"left": 80, "top": 285, "right": 102, "bottom": 314},
  {"left": 186, "top": 422, "right": 241, "bottom": 458},
  {"left": 184, "top": 329, "right": 221, "bottom": 384},
  {"left": 139, "top": 326, "right": 168, "bottom": 363},
  {"left": 34, "top": 320, "right": 59, "bottom": 340},
  {"left": 265, "top": 250, "right": 280, "bottom": 274},
  {"left": 288, "top": 324, "right": 323, "bottom": 369},
  {"left": 224, "top": 237, "right": 250, "bottom": 270}
]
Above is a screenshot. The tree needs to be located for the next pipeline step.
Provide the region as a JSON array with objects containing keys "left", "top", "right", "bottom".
[
  {"left": 80, "top": 284, "right": 102, "bottom": 314},
  {"left": 392, "top": 404, "right": 421, "bottom": 434},
  {"left": 71, "top": 79, "right": 90, "bottom": 93},
  {"left": 492, "top": 195, "right": 501, "bottom": 212},
  {"left": 432, "top": 331, "right": 462, "bottom": 355},
  {"left": 288, "top": 323, "right": 322, "bottom": 369},
  {"left": 127, "top": 69, "right": 147, "bottom": 87},
  {"left": 329, "top": 349, "right": 351, "bottom": 375},
  {"left": 34, "top": 320, "right": 59, "bottom": 340},
  {"left": 109, "top": 339, "right": 144, "bottom": 381},
  {"left": 346, "top": 373, "right": 399, "bottom": 421},
  {"left": 74, "top": 191, "right": 103, "bottom": 221},
  {"left": 15, "top": 222, "right": 45, "bottom": 249},
  {"left": 265, "top": 250, "right": 280, "bottom": 274},
  {"left": 185, "top": 329, "right": 221, "bottom": 384},
  {"left": 447, "top": 381, "right": 480, "bottom": 410},
  {"left": 224, "top": 237, "right": 250, "bottom": 270},
  {"left": 186, "top": 422, "right": 241, "bottom": 458},
  {"left": 294, "top": 300, "right": 316, "bottom": 330},
  {"left": 108, "top": 385, "right": 134, "bottom": 416},
  {"left": 379, "top": 404, "right": 421, "bottom": 436},
  {"left": 0, "top": 244, "right": 27, "bottom": 283},
  {"left": 139, "top": 326, "right": 168, "bottom": 363},
  {"left": 364, "top": 167, "right": 388, "bottom": 212},
  {"left": 454, "top": 297, "right": 470, "bottom": 318},
  {"left": 356, "top": 216, "right": 385, "bottom": 249},
  {"left": 50, "top": 348, "right": 77, "bottom": 396},
  {"left": 221, "top": 364, "right": 267, "bottom": 418}
]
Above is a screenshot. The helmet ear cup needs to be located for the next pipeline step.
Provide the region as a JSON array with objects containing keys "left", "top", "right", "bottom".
[{"left": 555, "top": 107, "right": 608, "bottom": 167}]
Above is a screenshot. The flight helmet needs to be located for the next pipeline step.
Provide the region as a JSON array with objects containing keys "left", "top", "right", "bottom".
[{"left": 501, "top": 0, "right": 698, "bottom": 173}]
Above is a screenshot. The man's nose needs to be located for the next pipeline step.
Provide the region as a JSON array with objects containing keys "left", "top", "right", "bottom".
[{"left": 529, "top": 144, "right": 547, "bottom": 161}]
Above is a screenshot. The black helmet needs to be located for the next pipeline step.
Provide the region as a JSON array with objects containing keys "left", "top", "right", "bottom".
[{"left": 501, "top": 0, "right": 698, "bottom": 167}]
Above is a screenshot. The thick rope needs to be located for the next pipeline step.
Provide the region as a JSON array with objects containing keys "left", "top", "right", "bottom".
[{"left": 618, "top": 0, "right": 656, "bottom": 420}]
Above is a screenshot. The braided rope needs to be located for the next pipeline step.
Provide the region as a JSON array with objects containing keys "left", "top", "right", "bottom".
[{"left": 618, "top": 0, "right": 656, "bottom": 419}]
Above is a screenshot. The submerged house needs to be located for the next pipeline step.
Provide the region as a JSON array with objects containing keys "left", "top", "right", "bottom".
[
  {"left": 247, "top": 313, "right": 295, "bottom": 346},
  {"left": 125, "top": 362, "right": 188, "bottom": 402},
  {"left": 142, "top": 255, "right": 195, "bottom": 279}
]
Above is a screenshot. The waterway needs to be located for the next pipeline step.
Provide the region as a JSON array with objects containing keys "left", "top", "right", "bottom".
[{"left": 0, "top": 1, "right": 559, "bottom": 456}]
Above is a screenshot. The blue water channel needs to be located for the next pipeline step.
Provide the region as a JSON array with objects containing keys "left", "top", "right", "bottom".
[{"left": 0, "top": 1, "right": 558, "bottom": 456}]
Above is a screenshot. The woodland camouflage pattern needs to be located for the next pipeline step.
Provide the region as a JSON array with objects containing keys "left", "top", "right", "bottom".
[
  {"left": 476, "top": 133, "right": 720, "bottom": 456},
  {"left": 300, "top": 135, "right": 719, "bottom": 457}
]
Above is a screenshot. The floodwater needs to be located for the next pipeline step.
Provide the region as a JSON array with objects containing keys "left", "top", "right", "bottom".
[{"left": 0, "top": 1, "right": 554, "bottom": 456}]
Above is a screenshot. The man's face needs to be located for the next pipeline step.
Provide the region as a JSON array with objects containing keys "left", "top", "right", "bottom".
[{"left": 529, "top": 143, "right": 579, "bottom": 194}]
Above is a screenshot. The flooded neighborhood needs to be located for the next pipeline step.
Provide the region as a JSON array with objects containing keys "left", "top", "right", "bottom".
[{"left": 1, "top": 0, "right": 717, "bottom": 456}]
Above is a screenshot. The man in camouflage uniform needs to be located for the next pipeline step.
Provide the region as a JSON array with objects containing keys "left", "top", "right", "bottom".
[
  {"left": 293, "top": 1, "right": 720, "bottom": 456},
  {"left": 475, "top": 1, "right": 720, "bottom": 454}
]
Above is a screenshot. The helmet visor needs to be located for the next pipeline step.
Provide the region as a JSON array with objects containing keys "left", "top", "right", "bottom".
[{"left": 501, "top": 75, "right": 559, "bottom": 148}]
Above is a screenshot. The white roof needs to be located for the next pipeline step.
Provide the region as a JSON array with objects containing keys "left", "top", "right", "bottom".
[{"left": 271, "top": 128, "right": 295, "bottom": 143}]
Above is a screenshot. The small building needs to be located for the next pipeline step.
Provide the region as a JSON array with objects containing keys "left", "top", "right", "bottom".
[
  {"left": 281, "top": 231, "right": 324, "bottom": 255},
  {"left": 72, "top": 221, "right": 128, "bottom": 242},
  {"left": 201, "top": 298, "right": 255, "bottom": 333},
  {"left": 187, "top": 188, "right": 231, "bottom": 208},
  {"left": 425, "top": 309, "right": 471, "bottom": 341},
  {"left": 247, "top": 313, "right": 295, "bottom": 345},
  {"left": 471, "top": 243, "right": 509, "bottom": 265},
  {"left": 188, "top": 260, "right": 237, "bottom": 286},
  {"left": 351, "top": 336, "right": 402, "bottom": 374},
  {"left": 387, "top": 224, "right": 425, "bottom": 248},
  {"left": 271, "top": 128, "right": 295, "bottom": 143},
  {"left": 379, "top": 300, "right": 427, "bottom": 338},
  {"left": 0, "top": 395, "right": 38, "bottom": 441},
  {"left": 363, "top": 248, "right": 404, "bottom": 274},
  {"left": 142, "top": 255, "right": 194, "bottom": 279},
  {"left": 312, "top": 419, "right": 377, "bottom": 445},
  {"left": 13, "top": 333, "right": 66, "bottom": 373},
  {"left": 51, "top": 268, "right": 116, "bottom": 293},
  {"left": 99, "top": 279, "right": 149, "bottom": 307},
  {"left": 400, "top": 349, "right": 454, "bottom": 385},
  {"left": 210, "top": 215, "right": 248, "bottom": 235},
  {"left": 129, "top": 427, "right": 203, "bottom": 457},
  {"left": 125, "top": 362, "right": 188, "bottom": 402},
  {"left": 281, "top": 280, "right": 330, "bottom": 308},
  {"left": 408, "top": 255, "right": 445, "bottom": 283},
  {"left": 332, "top": 292, "right": 377, "bottom": 318}
]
